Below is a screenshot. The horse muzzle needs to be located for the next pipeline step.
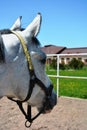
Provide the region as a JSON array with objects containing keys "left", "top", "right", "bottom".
[
  {"left": 37, "top": 83, "right": 57, "bottom": 114},
  {"left": 43, "top": 92, "right": 57, "bottom": 114}
]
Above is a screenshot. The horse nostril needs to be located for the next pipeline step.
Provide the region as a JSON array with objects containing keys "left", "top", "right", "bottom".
[{"left": 51, "top": 93, "right": 57, "bottom": 107}]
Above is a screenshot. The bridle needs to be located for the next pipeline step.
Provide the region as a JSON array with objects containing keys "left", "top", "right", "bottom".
[{"left": 8, "top": 31, "right": 53, "bottom": 128}]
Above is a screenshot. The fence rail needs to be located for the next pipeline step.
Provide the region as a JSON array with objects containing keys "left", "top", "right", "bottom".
[
  {"left": 47, "top": 53, "right": 87, "bottom": 97},
  {"left": 48, "top": 75, "right": 87, "bottom": 79}
]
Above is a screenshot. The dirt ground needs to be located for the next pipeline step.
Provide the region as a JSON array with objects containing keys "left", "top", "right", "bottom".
[{"left": 0, "top": 97, "right": 87, "bottom": 130}]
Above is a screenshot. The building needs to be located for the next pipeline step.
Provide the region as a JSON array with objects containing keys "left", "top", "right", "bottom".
[
  {"left": 41, "top": 45, "right": 66, "bottom": 54},
  {"left": 60, "top": 47, "right": 87, "bottom": 65},
  {"left": 41, "top": 45, "right": 66, "bottom": 64},
  {"left": 41, "top": 45, "right": 87, "bottom": 65}
]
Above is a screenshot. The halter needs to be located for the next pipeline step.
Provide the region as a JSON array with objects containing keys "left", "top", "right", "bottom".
[{"left": 8, "top": 31, "right": 53, "bottom": 128}]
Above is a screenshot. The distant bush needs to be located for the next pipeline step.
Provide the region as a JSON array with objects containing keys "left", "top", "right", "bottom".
[
  {"left": 68, "top": 58, "right": 84, "bottom": 70},
  {"left": 59, "top": 63, "right": 65, "bottom": 70},
  {"left": 47, "top": 58, "right": 84, "bottom": 70},
  {"left": 50, "top": 59, "right": 57, "bottom": 69}
]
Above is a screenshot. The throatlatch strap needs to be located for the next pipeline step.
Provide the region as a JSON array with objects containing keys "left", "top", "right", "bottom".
[{"left": 23, "top": 77, "right": 35, "bottom": 102}]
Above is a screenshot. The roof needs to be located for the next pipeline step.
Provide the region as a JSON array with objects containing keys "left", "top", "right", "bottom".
[
  {"left": 41, "top": 45, "right": 66, "bottom": 54},
  {"left": 61, "top": 47, "right": 87, "bottom": 54}
]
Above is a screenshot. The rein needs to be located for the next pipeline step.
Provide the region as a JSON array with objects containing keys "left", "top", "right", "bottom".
[{"left": 8, "top": 31, "right": 53, "bottom": 128}]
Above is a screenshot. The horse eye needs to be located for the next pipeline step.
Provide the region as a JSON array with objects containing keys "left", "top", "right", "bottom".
[{"left": 40, "top": 57, "right": 46, "bottom": 64}]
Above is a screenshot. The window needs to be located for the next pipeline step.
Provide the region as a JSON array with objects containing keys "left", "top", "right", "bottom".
[
  {"left": 61, "top": 58, "right": 64, "bottom": 60},
  {"left": 61, "top": 58, "right": 65, "bottom": 64},
  {"left": 84, "top": 59, "right": 87, "bottom": 63},
  {"left": 66, "top": 58, "right": 70, "bottom": 61},
  {"left": 78, "top": 58, "right": 82, "bottom": 61}
]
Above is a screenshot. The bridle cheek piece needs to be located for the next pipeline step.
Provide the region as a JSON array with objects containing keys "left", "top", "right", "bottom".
[{"left": 8, "top": 31, "right": 53, "bottom": 128}]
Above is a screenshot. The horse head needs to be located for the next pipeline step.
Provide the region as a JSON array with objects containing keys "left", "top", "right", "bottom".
[{"left": 0, "top": 13, "right": 57, "bottom": 115}]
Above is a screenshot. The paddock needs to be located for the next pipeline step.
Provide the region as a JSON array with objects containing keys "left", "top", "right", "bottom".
[
  {"left": 47, "top": 53, "right": 87, "bottom": 97},
  {"left": 0, "top": 97, "right": 87, "bottom": 130}
]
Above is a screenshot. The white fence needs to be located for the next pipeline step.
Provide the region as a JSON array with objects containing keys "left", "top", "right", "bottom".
[{"left": 47, "top": 53, "right": 87, "bottom": 97}]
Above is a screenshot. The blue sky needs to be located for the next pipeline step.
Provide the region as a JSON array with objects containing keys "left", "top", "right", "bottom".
[{"left": 0, "top": 0, "right": 87, "bottom": 48}]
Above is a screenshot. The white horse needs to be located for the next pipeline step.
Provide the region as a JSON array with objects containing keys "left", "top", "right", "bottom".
[{"left": 0, "top": 13, "right": 57, "bottom": 126}]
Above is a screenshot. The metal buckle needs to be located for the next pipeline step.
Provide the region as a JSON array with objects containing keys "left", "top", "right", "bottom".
[{"left": 25, "top": 120, "right": 32, "bottom": 128}]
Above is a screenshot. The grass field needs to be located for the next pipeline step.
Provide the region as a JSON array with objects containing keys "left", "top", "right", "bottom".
[{"left": 46, "top": 69, "right": 87, "bottom": 99}]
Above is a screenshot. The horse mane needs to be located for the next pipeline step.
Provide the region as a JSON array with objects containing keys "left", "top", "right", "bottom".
[
  {"left": 0, "top": 34, "right": 5, "bottom": 63},
  {"left": 0, "top": 29, "right": 12, "bottom": 34},
  {"left": 32, "top": 37, "right": 40, "bottom": 46},
  {"left": 0, "top": 29, "right": 24, "bottom": 34}
]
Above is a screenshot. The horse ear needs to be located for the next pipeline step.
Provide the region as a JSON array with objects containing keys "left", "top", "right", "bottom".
[
  {"left": 24, "top": 13, "right": 42, "bottom": 37},
  {"left": 10, "top": 16, "right": 22, "bottom": 30}
]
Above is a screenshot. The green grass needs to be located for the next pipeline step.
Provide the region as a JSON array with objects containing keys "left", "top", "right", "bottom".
[{"left": 46, "top": 69, "right": 87, "bottom": 99}]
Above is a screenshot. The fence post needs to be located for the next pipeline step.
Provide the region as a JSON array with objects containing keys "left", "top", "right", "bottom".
[{"left": 57, "top": 55, "right": 59, "bottom": 98}]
